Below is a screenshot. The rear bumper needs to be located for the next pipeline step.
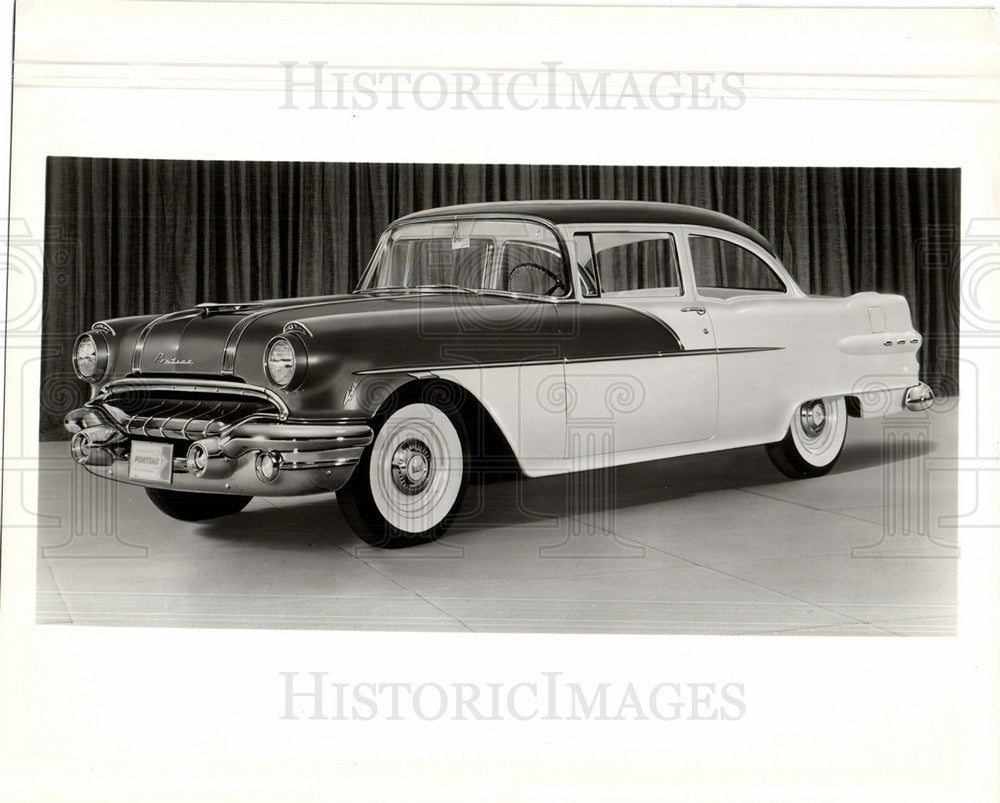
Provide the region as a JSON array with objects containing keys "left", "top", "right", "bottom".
[
  {"left": 64, "top": 407, "right": 372, "bottom": 496},
  {"left": 903, "top": 381, "right": 935, "bottom": 412}
]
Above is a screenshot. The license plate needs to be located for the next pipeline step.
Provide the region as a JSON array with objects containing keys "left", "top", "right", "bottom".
[{"left": 129, "top": 441, "right": 173, "bottom": 484}]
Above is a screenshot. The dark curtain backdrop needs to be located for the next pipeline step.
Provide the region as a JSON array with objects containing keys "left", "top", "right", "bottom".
[{"left": 40, "top": 159, "right": 959, "bottom": 440}]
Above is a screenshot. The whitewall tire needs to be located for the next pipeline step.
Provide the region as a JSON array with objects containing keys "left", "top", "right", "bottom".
[
  {"left": 337, "top": 401, "right": 469, "bottom": 548},
  {"left": 766, "top": 396, "right": 848, "bottom": 479}
]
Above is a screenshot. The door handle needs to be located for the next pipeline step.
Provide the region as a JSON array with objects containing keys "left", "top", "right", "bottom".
[{"left": 681, "top": 306, "right": 706, "bottom": 315}]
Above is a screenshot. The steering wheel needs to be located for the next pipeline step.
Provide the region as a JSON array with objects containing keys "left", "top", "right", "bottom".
[{"left": 506, "top": 263, "right": 568, "bottom": 296}]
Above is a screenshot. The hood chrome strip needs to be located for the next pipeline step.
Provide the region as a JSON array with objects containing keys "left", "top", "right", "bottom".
[
  {"left": 131, "top": 310, "right": 201, "bottom": 373},
  {"left": 220, "top": 296, "right": 370, "bottom": 374}
]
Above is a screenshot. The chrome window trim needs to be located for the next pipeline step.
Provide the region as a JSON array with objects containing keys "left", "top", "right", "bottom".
[
  {"left": 567, "top": 227, "right": 689, "bottom": 300},
  {"left": 679, "top": 225, "right": 804, "bottom": 299},
  {"left": 355, "top": 213, "right": 578, "bottom": 301}
]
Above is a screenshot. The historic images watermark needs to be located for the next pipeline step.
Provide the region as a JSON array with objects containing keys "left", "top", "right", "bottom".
[
  {"left": 3, "top": 219, "right": 147, "bottom": 562},
  {"left": 853, "top": 218, "right": 995, "bottom": 559},
  {"left": 279, "top": 61, "right": 746, "bottom": 112},
  {"left": 279, "top": 670, "right": 746, "bottom": 722}
]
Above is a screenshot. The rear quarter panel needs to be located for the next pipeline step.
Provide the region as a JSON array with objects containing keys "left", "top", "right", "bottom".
[{"left": 706, "top": 291, "right": 922, "bottom": 444}]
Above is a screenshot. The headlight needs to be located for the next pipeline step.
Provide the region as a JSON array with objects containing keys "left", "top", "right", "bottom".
[
  {"left": 72, "top": 332, "right": 108, "bottom": 382},
  {"left": 264, "top": 335, "right": 306, "bottom": 389}
]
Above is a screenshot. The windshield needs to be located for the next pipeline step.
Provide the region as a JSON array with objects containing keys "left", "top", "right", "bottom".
[{"left": 357, "top": 218, "right": 571, "bottom": 298}]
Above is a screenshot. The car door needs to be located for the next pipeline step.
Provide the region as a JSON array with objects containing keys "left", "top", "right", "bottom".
[
  {"left": 680, "top": 227, "right": 801, "bottom": 445},
  {"left": 558, "top": 230, "right": 719, "bottom": 459}
]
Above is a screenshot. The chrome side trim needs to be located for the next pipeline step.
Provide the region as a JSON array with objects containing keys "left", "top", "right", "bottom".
[
  {"left": 714, "top": 346, "right": 785, "bottom": 356},
  {"left": 355, "top": 346, "right": 783, "bottom": 376}
]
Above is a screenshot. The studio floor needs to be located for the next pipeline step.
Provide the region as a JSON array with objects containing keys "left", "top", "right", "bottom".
[{"left": 36, "top": 405, "right": 959, "bottom": 635}]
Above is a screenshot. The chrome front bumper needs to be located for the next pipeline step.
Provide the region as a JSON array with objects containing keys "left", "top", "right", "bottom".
[{"left": 64, "top": 407, "right": 372, "bottom": 496}]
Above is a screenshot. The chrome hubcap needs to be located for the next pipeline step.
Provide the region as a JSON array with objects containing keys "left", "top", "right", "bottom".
[
  {"left": 390, "top": 439, "right": 433, "bottom": 495},
  {"left": 799, "top": 401, "right": 827, "bottom": 437}
]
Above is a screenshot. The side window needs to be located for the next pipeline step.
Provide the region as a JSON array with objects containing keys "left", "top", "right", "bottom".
[
  {"left": 498, "top": 241, "right": 570, "bottom": 297},
  {"left": 590, "top": 232, "right": 682, "bottom": 296},
  {"left": 688, "top": 235, "right": 786, "bottom": 295},
  {"left": 573, "top": 234, "right": 599, "bottom": 297}
]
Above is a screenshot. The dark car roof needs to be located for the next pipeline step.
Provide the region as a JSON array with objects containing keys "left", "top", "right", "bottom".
[{"left": 395, "top": 200, "right": 775, "bottom": 254}]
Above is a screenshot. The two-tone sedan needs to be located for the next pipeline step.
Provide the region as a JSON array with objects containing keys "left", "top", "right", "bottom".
[{"left": 65, "top": 200, "right": 934, "bottom": 547}]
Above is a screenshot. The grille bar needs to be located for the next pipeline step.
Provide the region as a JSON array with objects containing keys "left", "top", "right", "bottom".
[{"left": 95, "top": 380, "right": 283, "bottom": 441}]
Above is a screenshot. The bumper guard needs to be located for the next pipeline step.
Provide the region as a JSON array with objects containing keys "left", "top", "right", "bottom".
[{"left": 903, "top": 382, "right": 935, "bottom": 412}]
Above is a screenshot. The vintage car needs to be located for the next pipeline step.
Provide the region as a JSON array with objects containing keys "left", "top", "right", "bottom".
[{"left": 65, "top": 200, "right": 934, "bottom": 547}]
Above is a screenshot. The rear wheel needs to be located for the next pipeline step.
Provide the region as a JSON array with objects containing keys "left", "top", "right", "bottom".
[
  {"left": 338, "top": 402, "right": 469, "bottom": 548},
  {"left": 766, "top": 396, "right": 848, "bottom": 479},
  {"left": 145, "top": 488, "right": 253, "bottom": 521}
]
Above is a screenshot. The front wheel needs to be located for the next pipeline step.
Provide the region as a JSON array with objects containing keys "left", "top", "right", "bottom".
[
  {"left": 145, "top": 488, "right": 253, "bottom": 521},
  {"left": 766, "top": 396, "right": 848, "bottom": 479},
  {"left": 337, "top": 402, "right": 469, "bottom": 548}
]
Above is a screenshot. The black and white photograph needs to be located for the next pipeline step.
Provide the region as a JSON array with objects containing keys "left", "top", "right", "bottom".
[
  {"left": 38, "top": 160, "right": 960, "bottom": 635},
  {"left": 1, "top": 2, "right": 998, "bottom": 800}
]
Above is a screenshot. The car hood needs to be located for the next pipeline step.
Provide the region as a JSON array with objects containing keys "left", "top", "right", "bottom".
[{"left": 131, "top": 291, "right": 555, "bottom": 377}]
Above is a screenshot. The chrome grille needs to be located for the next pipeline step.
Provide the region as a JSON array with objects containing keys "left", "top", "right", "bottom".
[{"left": 94, "top": 380, "right": 282, "bottom": 441}]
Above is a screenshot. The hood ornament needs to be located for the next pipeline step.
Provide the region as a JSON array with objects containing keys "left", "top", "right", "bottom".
[{"left": 196, "top": 301, "right": 265, "bottom": 317}]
